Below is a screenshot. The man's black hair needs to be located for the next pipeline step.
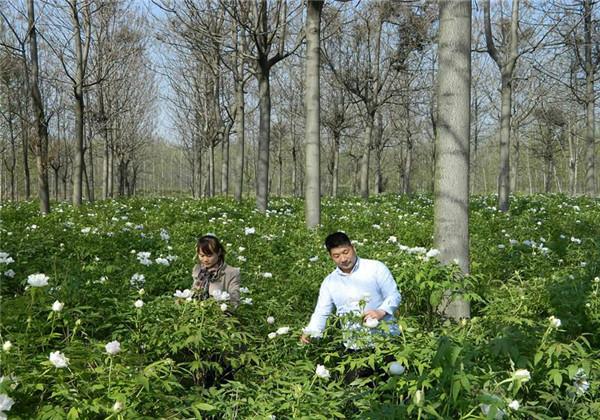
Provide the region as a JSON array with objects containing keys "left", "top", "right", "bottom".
[{"left": 325, "top": 232, "right": 352, "bottom": 252}]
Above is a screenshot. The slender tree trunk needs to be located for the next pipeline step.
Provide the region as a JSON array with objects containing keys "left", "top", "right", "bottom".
[
  {"left": 360, "top": 117, "right": 374, "bottom": 199},
  {"left": 304, "top": 0, "right": 322, "bottom": 227},
  {"left": 434, "top": 0, "right": 471, "bottom": 320},
  {"left": 208, "top": 140, "right": 215, "bottom": 197},
  {"left": 511, "top": 132, "right": 520, "bottom": 193},
  {"left": 583, "top": 0, "right": 596, "bottom": 195},
  {"left": 332, "top": 133, "right": 339, "bottom": 197},
  {"left": 568, "top": 119, "right": 577, "bottom": 195},
  {"left": 19, "top": 104, "right": 31, "bottom": 200},
  {"left": 221, "top": 125, "right": 230, "bottom": 195},
  {"left": 278, "top": 138, "right": 283, "bottom": 196},
  {"left": 27, "top": 0, "right": 50, "bottom": 214},
  {"left": 403, "top": 136, "right": 413, "bottom": 194},
  {"left": 484, "top": 0, "right": 519, "bottom": 211},
  {"left": 256, "top": 68, "right": 271, "bottom": 212}
]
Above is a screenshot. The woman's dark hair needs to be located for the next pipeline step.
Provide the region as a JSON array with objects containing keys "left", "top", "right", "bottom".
[
  {"left": 324, "top": 232, "right": 352, "bottom": 252},
  {"left": 196, "top": 235, "right": 226, "bottom": 264}
]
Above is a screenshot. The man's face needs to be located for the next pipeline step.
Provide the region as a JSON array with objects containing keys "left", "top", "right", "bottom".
[{"left": 329, "top": 244, "right": 357, "bottom": 273}]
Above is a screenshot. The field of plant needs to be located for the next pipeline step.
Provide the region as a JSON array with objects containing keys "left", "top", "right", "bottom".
[{"left": 0, "top": 194, "right": 598, "bottom": 419}]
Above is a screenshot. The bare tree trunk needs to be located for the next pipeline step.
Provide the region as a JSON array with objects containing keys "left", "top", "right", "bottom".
[
  {"left": 278, "top": 138, "right": 283, "bottom": 196},
  {"left": 208, "top": 140, "right": 215, "bottom": 197},
  {"left": 403, "top": 137, "right": 413, "bottom": 195},
  {"left": 86, "top": 114, "right": 95, "bottom": 202},
  {"left": 332, "top": 134, "right": 339, "bottom": 197},
  {"left": 19, "top": 104, "right": 31, "bottom": 200},
  {"left": 583, "top": 0, "right": 597, "bottom": 195},
  {"left": 484, "top": 0, "right": 519, "bottom": 211},
  {"left": 70, "top": 0, "right": 91, "bottom": 207},
  {"left": 27, "top": 0, "right": 50, "bottom": 214},
  {"left": 256, "top": 69, "right": 271, "bottom": 211},
  {"left": 221, "top": 125, "right": 230, "bottom": 195},
  {"left": 434, "top": 0, "right": 471, "bottom": 321},
  {"left": 304, "top": 0, "right": 322, "bottom": 227},
  {"left": 568, "top": 119, "right": 577, "bottom": 195},
  {"left": 510, "top": 133, "right": 520, "bottom": 193},
  {"left": 360, "top": 118, "right": 373, "bottom": 199}
]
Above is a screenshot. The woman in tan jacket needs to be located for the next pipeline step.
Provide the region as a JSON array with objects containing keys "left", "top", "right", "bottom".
[{"left": 191, "top": 234, "right": 241, "bottom": 309}]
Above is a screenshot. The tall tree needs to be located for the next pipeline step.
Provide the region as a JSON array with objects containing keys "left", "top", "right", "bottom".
[
  {"left": 581, "top": 0, "right": 597, "bottom": 195},
  {"left": 304, "top": 0, "right": 322, "bottom": 228},
  {"left": 434, "top": 0, "right": 471, "bottom": 320},
  {"left": 27, "top": 0, "right": 51, "bottom": 213},
  {"left": 484, "top": 0, "right": 520, "bottom": 212}
]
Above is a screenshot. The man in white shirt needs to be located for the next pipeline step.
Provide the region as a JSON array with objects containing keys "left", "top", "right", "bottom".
[{"left": 300, "top": 232, "right": 402, "bottom": 348}]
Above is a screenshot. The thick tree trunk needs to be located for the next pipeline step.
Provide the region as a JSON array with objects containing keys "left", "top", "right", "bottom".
[
  {"left": 304, "top": 0, "right": 322, "bottom": 227},
  {"left": 434, "top": 0, "right": 471, "bottom": 320},
  {"left": 256, "top": 69, "right": 271, "bottom": 212}
]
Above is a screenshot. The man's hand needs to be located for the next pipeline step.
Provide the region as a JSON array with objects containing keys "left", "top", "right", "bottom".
[
  {"left": 363, "top": 309, "right": 386, "bottom": 321},
  {"left": 300, "top": 334, "right": 311, "bottom": 344}
]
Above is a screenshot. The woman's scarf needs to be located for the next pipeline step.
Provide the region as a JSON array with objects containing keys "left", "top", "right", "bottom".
[{"left": 193, "top": 262, "right": 225, "bottom": 300}]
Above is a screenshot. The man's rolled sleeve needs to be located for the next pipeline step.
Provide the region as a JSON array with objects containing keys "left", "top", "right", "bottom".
[
  {"left": 304, "top": 281, "right": 334, "bottom": 336},
  {"left": 375, "top": 263, "right": 401, "bottom": 316}
]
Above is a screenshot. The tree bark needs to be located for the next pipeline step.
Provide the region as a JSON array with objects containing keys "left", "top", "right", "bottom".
[
  {"left": 256, "top": 68, "right": 271, "bottom": 212},
  {"left": 27, "top": 0, "right": 50, "bottom": 214},
  {"left": 583, "top": 0, "right": 596, "bottom": 195},
  {"left": 484, "top": 0, "right": 520, "bottom": 211},
  {"left": 304, "top": 0, "right": 323, "bottom": 228},
  {"left": 434, "top": 0, "right": 471, "bottom": 320}
]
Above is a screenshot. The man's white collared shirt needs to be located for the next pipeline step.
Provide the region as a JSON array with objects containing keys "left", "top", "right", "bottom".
[{"left": 304, "top": 257, "right": 401, "bottom": 344}]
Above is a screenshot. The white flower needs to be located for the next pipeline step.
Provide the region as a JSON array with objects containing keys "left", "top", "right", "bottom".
[
  {"left": 2, "top": 341, "right": 12, "bottom": 352},
  {"left": 276, "top": 326, "right": 290, "bottom": 335},
  {"left": 138, "top": 288, "right": 145, "bottom": 296},
  {"left": 240, "top": 286, "right": 250, "bottom": 294},
  {"left": 134, "top": 299, "right": 144, "bottom": 308},
  {"left": 81, "top": 227, "right": 91, "bottom": 234},
  {"left": 267, "top": 332, "right": 277, "bottom": 339},
  {"left": 512, "top": 369, "right": 531, "bottom": 382},
  {"left": 98, "top": 276, "right": 107, "bottom": 284},
  {"left": 220, "top": 303, "right": 228, "bottom": 312},
  {"left": 3, "top": 269, "right": 15, "bottom": 278},
  {"left": 174, "top": 289, "right": 193, "bottom": 299},
  {"left": 570, "top": 236, "right": 581, "bottom": 244},
  {"left": 372, "top": 224, "right": 381, "bottom": 229},
  {"left": 155, "top": 257, "right": 170, "bottom": 266},
  {"left": 238, "top": 246, "right": 246, "bottom": 252},
  {"left": 573, "top": 369, "right": 589, "bottom": 395},
  {"left": 308, "top": 256, "right": 318, "bottom": 262},
  {"left": 130, "top": 273, "right": 145, "bottom": 287},
  {"left": 0, "top": 252, "right": 14, "bottom": 264},
  {"left": 51, "top": 300, "right": 64, "bottom": 312},
  {"left": 212, "top": 290, "right": 230, "bottom": 301},
  {"left": 49, "top": 351, "right": 69, "bottom": 368},
  {"left": 549, "top": 316, "right": 561, "bottom": 328},
  {"left": 105, "top": 340, "right": 121, "bottom": 355},
  {"left": 0, "top": 393, "right": 15, "bottom": 414},
  {"left": 508, "top": 400, "right": 520, "bottom": 410},
  {"left": 244, "top": 227, "right": 255, "bottom": 235},
  {"left": 242, "top": 297, "right": 253, "bottom": 305},
  {"left": 509, "top": 239, "right": 519, "bottom": 245},
  {"left": 267, "top": 316, "right": 275, "bottom": 324},
  {"left": 112, "top": 401, "right": 124, "bottom": 412},
  {"left": 425, "top": 248, "right": 440, "bottom": 258},
  {"left": 27, "top": 273, "right": 49, "bottom": 287},
  {"left": 238, "top": 255, "right": 247, "bottom": 262},
  {"left": 262, "top": 272, "right": 273, "bottom": 278},
  {"left": 387, "top": 236, "right": 397, "bottom": 243},
  {"left": 160, "top": 229, "right": 170, "bottom": 241},
  {"left": 315, "top": 364, "right": 330, "bottom": 379},
  {"left": 364, "top": 317, "right": 379, "bottom": 328},
  {"left": 388, "top": 362, "right": 405, "bottom": 375}
]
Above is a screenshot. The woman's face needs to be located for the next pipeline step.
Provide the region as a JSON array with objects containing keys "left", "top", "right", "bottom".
[{"left": 198, "top": 250, "right": 219, "bottom": 269}]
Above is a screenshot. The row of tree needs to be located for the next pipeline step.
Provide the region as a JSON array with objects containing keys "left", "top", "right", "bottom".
[{"left": 0, "top": 0, "right": 598, "bottom": 218}]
